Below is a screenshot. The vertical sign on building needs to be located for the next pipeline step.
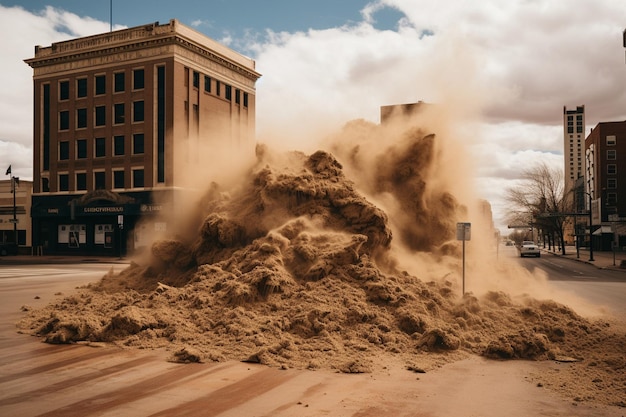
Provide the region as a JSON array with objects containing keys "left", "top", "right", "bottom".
[{"left": 456, "top": 222, "right": 471, "bottom": 295}]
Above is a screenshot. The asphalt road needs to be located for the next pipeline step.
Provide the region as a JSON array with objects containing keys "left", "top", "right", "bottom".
[{"left": 1, "top": 262, "right": 624, "bottom": 417}]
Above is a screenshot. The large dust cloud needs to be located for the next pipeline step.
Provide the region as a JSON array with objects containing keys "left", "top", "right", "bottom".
[{"left": 17, "top": 106, "right": 626, "bottom": 408}]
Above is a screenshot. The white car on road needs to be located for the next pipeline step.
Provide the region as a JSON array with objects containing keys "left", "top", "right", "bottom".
[{"left": 519, "top": 241, "right": 540, "bottom": 257}]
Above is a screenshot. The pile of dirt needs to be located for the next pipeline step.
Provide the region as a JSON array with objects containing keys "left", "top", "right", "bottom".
[{"left": 17, "top": 129, "right": 626, "bottom": 408}]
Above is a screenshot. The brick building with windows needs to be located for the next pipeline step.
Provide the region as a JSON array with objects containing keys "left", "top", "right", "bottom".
[
  {"left": 584, "top": 120, "right": 626, "bottom": 250},
  {"left": 24, "top": 19, "right": 261, "bottom": 255}
]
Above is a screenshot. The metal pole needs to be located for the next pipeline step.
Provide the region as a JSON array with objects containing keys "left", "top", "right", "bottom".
[
  {"left": 588, "top": 193, "right": 594, "bottom": 261},
  {"left": 462, "top": 239, "right": 466, "bottom": 295},
  {"left": 12, "top": 176, "right": 17, "bottom": 244}
]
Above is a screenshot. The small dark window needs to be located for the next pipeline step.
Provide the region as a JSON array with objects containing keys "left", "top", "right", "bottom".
[
  {"left": 76, "top": 173, "right": 87, "bottom": 190},
  {"left": 193, "top": 71, "right": 199, "bottom": 88},
  {"left": 59, "top": 111, "right": 70, "bottom": 130},
  {"left": 95, "top": 106, "right": 106, "bottom": 126},
  {"left": 76, "top": 139, "right": 87, "bottom": 159},
  {"left": 133, "top": 133, "right": 144, "bottom": 154},
  {"left": 59, "top": 141, "right": 70, "bottom": 160},
  {"left": 114, "top": 135, "right": 125, "bottom": 156},
  {"left": 114, "top": 72, "right": 125, "bottom": 92},
  {"left": 216, "top": 80, "right": 221, "bottom": 96},
  {"left": 225, "top": 85, "right": 232, "bottom": 101},
  {"left": 114, "top": 170, "right": 125, "bottom": 189},
  {"left": 133, "top": 69, "right": 144, "bottom": 90},
  {"left": 94, "top": 171, "right": 106, "bottom": 189},
  {"left": 133, "top": 169, "right": 144, "bottom": 188},
  {"left": 204, "top": 75, "right": 211, "bottom": 93},
  {"left": 77, "top": 78, "right": 87, "bottom": 98},
  {"left": 608, "top": 164, "right": 617, "bottom": 175},
  {"left": 59, "top": 81, "right": 69, "bottom": 100},
  {"left": 95, "top": 137, "right": 106, "bottom": 157},
  {"left": 235, "top": 89, "right": 240, "bottom": 104},
  {"left": 114, "top": 103, "right": 125, "bottom": 124},
  {"left": 77, "top": 108, "right": 87, "bottom": 129},
  {"left": 243, "top": 92, "right": 248, "bottom": 107},
  {"left": 95, "top": 74, "right": 106, "bottom": 95},
  {"left": 133, "top": 101, "right": 144, "bottom": 122},
  {"left": 59, "top": 174, "right": 69, "bottom": 191},
  {"left": 42, "top": 177, "right": 50, "bottom": 192},
  {"left": 607, "top": 150, "right": 617, "bottom": 160}
]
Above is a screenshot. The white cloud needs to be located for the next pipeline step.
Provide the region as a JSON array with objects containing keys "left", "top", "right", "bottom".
[{"left": 1, "top": 1, "right": 625, "bottom": 233}]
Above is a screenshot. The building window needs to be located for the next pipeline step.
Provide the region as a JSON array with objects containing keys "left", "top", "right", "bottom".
[
  {"left": 193, "top": 71, "right": 199, "bottom": 88},
  {"left": 606, "top": 192, "right": 617, "bottom": 206},
  {"left": 114, "top": 103, "right": 125, "bottom": 124},
  {"left": 76, "top": 139, "right": 87, "bottom": 159},
  {"left": 94, "top": 171, "right": 106, "bottom": 189},
  {"left": 77, "top": 108, "right": 87, "bottom": 129},
  {"left": 113, "top": 170, "right": 125, "bottom": 189},
  {"left": 133, "top": 133, "right": 144, "bottom": 154},
  {"left": 204, "top": 75, "right": 211, "bottom": 93},
  {"left": 114, "top": 72, "right": 125, "bottom": 92},
  {"left": 216, "top": 80, "right": 221, "bottom": 96},
  {"left": 114, "top": 135, "right": 125, "bottom": 156},
  {"left": 59, "top": 110, "right": 70, "bottom": 130},
  {"left": 59, "top": 141, "right": 69, "bottom": 160},
  {"left": 59, "top": 80, "right": 69, "bottom": 100},
  {"left": 608, "top": 178, "right": 617, "bottom": 189},
  {"left": 243, "top": 92, "right": 248, "bottom": 107},
  {"left": 77, "top": 78, "right": 87, "bottom": 98},
  {"left": 95, "top": 137, "right": 106, "bottom": 157},
  {"left": 133, "top": 168, "right": 144, "bottom": 188},
  {"left": 76, "top": 172, "right": 87, "bottom": 190},
  {"left": 225, "top": 84, "right": 232, "bottom": 101},
  {"left": 607, "top": 164, "right": 617, "bottom": 175},
  {"left": 95, "top": 74, "right": 106, "bottom": 95},
  {"left": 607, "top": 149, "right": 616, "bottom": 160},
  {"left": 133, "top": 100, "right": 144, "bottom": 122},
  {"left": 235, "top": 89, "right": 240, "bottom": 104},
  {"left": 606, "top": 135, "right": 616, "bottom": 146},
  {"left": 42, "top": 177, "right": 49, "bottom": 192},
  {"left": 59, "top": 174, "right": 69, "bottom": 191},
  {"left": 95, "top": 106, "right": 106, "bottom": 126},
  {"left": 133, "top": 69, "right": 144, "bottom": 90}
]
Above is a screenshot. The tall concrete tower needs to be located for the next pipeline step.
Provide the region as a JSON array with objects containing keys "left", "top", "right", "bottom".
[{"left": 563, "top": 105, "right": 585, "bottom": 194}]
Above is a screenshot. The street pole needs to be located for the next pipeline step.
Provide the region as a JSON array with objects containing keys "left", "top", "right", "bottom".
[
  {"left": 12, "top": 175, "right": 17, "bottom": 244},
  {"left": 588, "top": 192, "right": 594, "bottom": 262}
]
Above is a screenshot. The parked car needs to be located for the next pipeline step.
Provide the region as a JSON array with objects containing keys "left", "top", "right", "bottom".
[
  {"left": 519, "top": 241, "right": 540, "bottom": 257},
  {"left": 0, "top": 242, "right": 18, "bottom": 256}
]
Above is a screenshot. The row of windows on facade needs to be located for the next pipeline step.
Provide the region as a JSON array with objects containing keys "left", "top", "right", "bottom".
[
  {"left": 191, "top": 70, "right": 249, "bottom": 107},
  {"left": 43, "top": 169, "right": 145, "bottom": 193},
  {"left": 59, "top": 101, "right": 144, "bottom": 130},
  {"left": 59, "top": 70, "right": 145, "bottom": 100},
  {"left": 572, "top": 163, "right": 620, "bottom": 176},
  {"left": 573, "top": 151, "right": 622, "bottom": 163},
  {"left": 58, "top": 134, "right": 145, "bottom": 160}
]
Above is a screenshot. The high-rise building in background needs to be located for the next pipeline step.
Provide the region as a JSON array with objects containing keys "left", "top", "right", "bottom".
[
  {"left": 563, "top": 105, "right": 585, "bottom": 194},
  {"left": 24, "top": 19, "right": 261, "bottom": 256}
]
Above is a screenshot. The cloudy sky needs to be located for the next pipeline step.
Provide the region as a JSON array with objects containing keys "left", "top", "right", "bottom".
[{"left": 1, "top": 0, "right": 625, "bottom": 233}]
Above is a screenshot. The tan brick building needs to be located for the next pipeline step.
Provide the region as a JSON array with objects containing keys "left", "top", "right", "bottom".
[{"left": 24, "top": 19, "right": 261, "bottom": 255}]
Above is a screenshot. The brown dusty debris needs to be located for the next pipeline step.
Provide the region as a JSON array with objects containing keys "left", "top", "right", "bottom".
[{"left": 17, "top": 127, "right": 626, "bottom": 409}]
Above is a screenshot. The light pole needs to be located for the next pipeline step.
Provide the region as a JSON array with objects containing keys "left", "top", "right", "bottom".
[{"left": 579, "top": 191, "right": 594, "bottom": 262}]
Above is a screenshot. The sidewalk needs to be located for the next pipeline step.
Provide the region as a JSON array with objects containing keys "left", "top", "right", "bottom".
[
  {"left": 0, "top": 254, "right": 131, "bottom": 265},
  {"left": 541, "top": 245, "right": 626, "bottom": 271}
]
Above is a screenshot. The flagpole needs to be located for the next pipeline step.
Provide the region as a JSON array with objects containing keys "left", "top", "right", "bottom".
[{"left": 12, "top": 175, "right": 17, "bottom": 244}]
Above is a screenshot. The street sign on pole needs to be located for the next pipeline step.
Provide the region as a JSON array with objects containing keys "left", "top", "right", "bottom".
[
  {"left": 456, "top": 222, "right": 471, "bottom": 295},
  {"left": 456, "top": 222, "right": 471, "bottom": 241}
]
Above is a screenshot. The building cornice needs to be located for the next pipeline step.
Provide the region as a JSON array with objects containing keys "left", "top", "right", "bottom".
[{"left": 24, "top": 19, "right": 261, "bottom": 83}]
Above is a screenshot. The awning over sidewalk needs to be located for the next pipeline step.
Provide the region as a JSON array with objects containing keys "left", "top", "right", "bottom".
[{"left": 592, "top": 225, "right": 613, "bottom": 235}]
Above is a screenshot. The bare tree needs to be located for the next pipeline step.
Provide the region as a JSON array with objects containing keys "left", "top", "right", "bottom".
[{"left": 505, "top": 162, "right": 572, "bottom": 255}]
